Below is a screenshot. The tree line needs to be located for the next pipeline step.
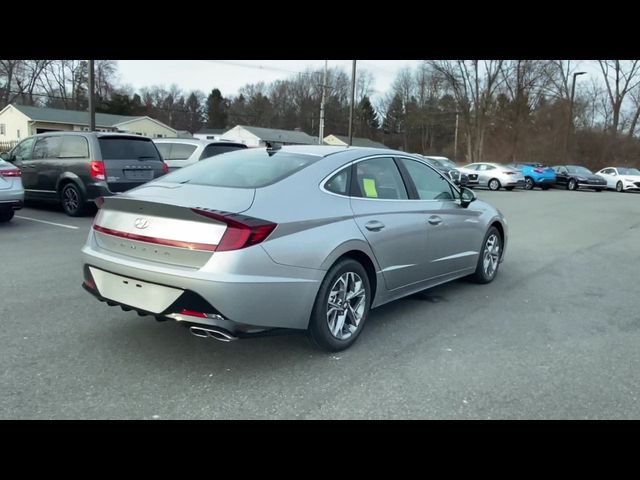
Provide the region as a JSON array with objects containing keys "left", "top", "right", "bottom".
[{"left": 2, "top": 60, "right": 640, "bottom": 169}]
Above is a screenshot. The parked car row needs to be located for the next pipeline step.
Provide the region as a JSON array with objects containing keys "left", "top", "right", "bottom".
[{"left": 0, "top": 133, "right": 248, "bottom": 218}]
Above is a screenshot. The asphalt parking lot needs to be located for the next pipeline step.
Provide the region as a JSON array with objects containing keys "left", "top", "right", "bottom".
[{"left": 1, "top": 188, "right": 640, "bottom": 419}]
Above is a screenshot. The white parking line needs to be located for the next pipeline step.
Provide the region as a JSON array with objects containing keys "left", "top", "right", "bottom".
[{"left": 15, "top": 216, "right": 80, "bottom": 230}]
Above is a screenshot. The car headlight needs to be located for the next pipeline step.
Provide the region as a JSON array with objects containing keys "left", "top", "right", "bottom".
[{"left": 625, "top": 178, "right": 635, "bottom": 182}]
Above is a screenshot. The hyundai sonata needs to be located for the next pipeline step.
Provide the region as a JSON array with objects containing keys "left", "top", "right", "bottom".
[{"left": 82, "top": 146, "right": 508, "bottom": 351}]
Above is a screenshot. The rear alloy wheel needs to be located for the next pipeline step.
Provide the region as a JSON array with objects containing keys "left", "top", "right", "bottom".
[
  {"left": 308, "top": 258, "right": 371, "bottom": 352},
  {"left": 524, "top": 177, "right": 534, "bottom": 190},
  {"left": 616, "top": 181, "right": 624, "bottom": 193},
  {"left": 61, "top": 183, "right": 86, "bottom": 217},
  {"left": 488, "top": 178, "right": 501, "bottom": 191},
  {"left": 0, "top": 209, "right": 14, "bottom": 222},
  {"left": 470, "top": 226, "right": 502, "bottom": 284},
  {"left": 568, "top": 179, "right": 577, "bottom": 191}
]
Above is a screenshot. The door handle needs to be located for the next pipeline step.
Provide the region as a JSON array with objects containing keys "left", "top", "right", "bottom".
[
  {"left": 428, "top": 215, "right": 443, "bottom": 225},
  {"left": 365, "top": 221, "right": 385, "bottom": 232}
]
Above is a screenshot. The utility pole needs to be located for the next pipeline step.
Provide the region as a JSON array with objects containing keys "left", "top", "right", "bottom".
[
  {"left": 319, "top": 60, "right": 328, "bottom": 145},
  {"left": 348, "top": 60, "right": 357, "bottom": 146},
  {"left": 88, "top": 60, "right": 95, "bottom": 131},
  {"left": 454, "top": 112, "right": 459, "bottom": 162},
  {"left": 564, "top": 71, "right": 586, "bottom": 163}
]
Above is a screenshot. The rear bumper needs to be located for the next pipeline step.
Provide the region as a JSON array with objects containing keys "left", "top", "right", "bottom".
[
  {"left": 0, "top": 199, "right": 24, "bottom": 210},
  {"left": 81, "top": 233, "right": 324, "bottom": 331}
]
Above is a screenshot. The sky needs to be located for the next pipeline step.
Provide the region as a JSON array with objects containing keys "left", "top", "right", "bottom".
[{"left": 116, "top": 60, "right": 424, "bottom": 100}]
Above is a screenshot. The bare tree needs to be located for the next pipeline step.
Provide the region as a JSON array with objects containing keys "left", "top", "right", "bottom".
[
  {"left": 598, "top": 60, "right": 640, "bottom": 137},
  {"left": 430, "top": 60, "right": 504, "bottom": 162}
]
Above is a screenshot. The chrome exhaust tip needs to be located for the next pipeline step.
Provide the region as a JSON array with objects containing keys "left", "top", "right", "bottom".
[{"left": 189, "top": 326, "right": 238, "bottom": 342}]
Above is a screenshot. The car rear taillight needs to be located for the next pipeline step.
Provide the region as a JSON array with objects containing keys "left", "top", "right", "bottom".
[
  {"left": 191, "top": 208, "right": 277, "bottom": 252},
  {"left": 0, "top": 168, "right": 21, "bottom": 177},
  {"left": 90, "top": 160, "right": 106, "bottom": 180},
  {"left": 179, "top": 309, "right": 208, "bottom": 318},
  {"left": 162, "top": 162, "right": 169, "bottom": 175},
  {"left": 534, "top": 168, "right": 544, "bottom": 173}
]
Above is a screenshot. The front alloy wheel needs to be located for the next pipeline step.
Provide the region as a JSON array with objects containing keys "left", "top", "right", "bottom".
[
  {"left": 488, "top": 178, "right": 501, "bottom": 191},
  {"left": 616, "top": 181, "right": 623, "bottom": 193},
  {"left": 470, "top": 226, "right": 502, "bottom": 284}
]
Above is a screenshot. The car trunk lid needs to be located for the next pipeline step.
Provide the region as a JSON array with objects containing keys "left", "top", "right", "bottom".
[{"left": 92, "top": 184, "right": 256, "bottom": 268}]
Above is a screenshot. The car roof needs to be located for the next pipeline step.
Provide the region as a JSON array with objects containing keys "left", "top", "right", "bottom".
[
  {"left": 30, "top": 131, "right": 153, "bottom": 140},
  {"left": 152, "top": 138, "right": 245, "bottom": 146}
]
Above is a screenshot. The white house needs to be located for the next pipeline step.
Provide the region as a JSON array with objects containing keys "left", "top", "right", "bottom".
[
  {"left": 221, "top": 125, "right": 318, "bottom": 147},
  {"left": 323, "top": 134, "right": 387, "bottom": 149},
  {"left": 0, "top": 104, "right": 178, "bottom": 143}
]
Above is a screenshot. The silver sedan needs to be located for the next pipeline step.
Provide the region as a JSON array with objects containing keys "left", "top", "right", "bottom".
[
  {"left": 0, "top": 158, "right": 24, "bottom": 222},
  {"left": 82, "top": 146, "right": 508, "bottom": 351},
  {"left": 458, "top": 162, "right": 525, "bottom": 191}
]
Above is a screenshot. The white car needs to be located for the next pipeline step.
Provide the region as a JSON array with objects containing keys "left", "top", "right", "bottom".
[
  {"left": 153, "top": 138, "right": 247, "bottom": 171},
  {"left": 457, "top": 162, "right": 525, "bottom": 191},
  {"left": 595, "top": 166, "right": 640, "bottom": 193}
]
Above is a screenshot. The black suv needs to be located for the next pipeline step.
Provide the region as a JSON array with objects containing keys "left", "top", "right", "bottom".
[{"left": 4, "top": 132, "right": 167, "bottom": 216}]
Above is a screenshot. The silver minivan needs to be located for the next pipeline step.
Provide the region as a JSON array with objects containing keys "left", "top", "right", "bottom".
[{"left": 153, "top": 138, "right": 247, "bottom": 171}]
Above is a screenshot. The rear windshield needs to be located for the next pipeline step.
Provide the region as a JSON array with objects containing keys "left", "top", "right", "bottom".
[
  {"left": 99, "top": 137, "right": 161, "bottom": 161},
  {"left": 200, "top": 143, "right": 247, "bottom": 160},
  {"left": 161, "top": 148, "right": 319, "bottom": 188},
  {"left": 617, "top": 167, "right": 640, "bottom": 175}
]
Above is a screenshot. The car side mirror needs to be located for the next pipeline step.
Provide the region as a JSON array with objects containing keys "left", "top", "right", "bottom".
[{"left": 460, "top": 187, "right": 476, "bottom": 208}]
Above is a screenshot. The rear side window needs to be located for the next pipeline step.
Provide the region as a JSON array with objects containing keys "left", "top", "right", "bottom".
[
  {"left": 161, "top": 149, "right": 319, "bottom": 188},
  {"left": 158, "top": 143, "right": 197, "bottom": 160},
  {"left": 325, "top": 169, "right": 350, "bottom": 195},
  {"left": 33, "top": 136, "right": 62, "bottom": 159},
  {"left": 98, "top": 137, "right": 160, "bottom": 161},
  {"left": 155, "top": 143, "right": 172, "bottom": 160},
  {"left": 59, "top": 136, "right": 89, "bottom": 158},
  {"left": 200, "top": 143, "right": 247, "bottom": 160}
]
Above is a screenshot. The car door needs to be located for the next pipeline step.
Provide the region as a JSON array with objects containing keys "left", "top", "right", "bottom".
[
  {"left": 29, "top": 135, "right": 62, "bottom": 198},
  {"left": 476, "top": 163, "right": 498, "bottom": 186},
  {"left": 349, "top": 156, "right": 429, "bottom": 291},
  {"left": 397, "top": 157, "right": 484, "bottom": 279},
  {"left": 603, "top": 168, "right": 617, "bottom": 189},
  {"left": 554, "top": 166, "right": 569, "bottom": 187},
  {"left": 9, "top": 137, "right": 36, "bottom": 189}
]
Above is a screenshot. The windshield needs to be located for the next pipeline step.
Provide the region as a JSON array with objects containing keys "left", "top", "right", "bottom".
[
  {"left": 617, "top": 167, "right": 640, "bottom": 175},
  {"left": 159, "top": 148, "right": 320, "bottom": 188},
  {"left": 567, "top": 166, "right": 592, "bottom": 175}
]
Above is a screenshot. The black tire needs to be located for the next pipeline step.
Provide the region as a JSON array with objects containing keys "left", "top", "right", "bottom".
[
  {"left": 568, "top": 178, "right": 577, "bottom": 191},
  {"left": 470, "top": 226, "right": 502, "bottom": 284},
  {"left": 0, "top": 209, "right": 14, "bottom": 222},
  {"left": 308, "top": 258, "right": 371, "bottom": 352},
  {"left": 541, "top": 185, "right": 550, "bottom": 190},
  {"left": 60, "top": 183, "right": 86, "bottom": 217},
  {"left": 616, "top": 181, "right": 623, "bottom": 193},
  {"left": 488, "top": 178, "right": 501, "bottom": 191},
  {"left": 505, "top": 186, "right": 515, "bottom": 191},
  {"left": 524, "top": 177, "right": 534, "bottom": 190},
  {"left": 595, "top": 188, "right": 603, "bottom": 192}
]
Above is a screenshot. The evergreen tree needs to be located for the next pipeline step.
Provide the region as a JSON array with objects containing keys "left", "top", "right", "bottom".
[{"left": 206, "top": 88, "right": 228, "bottom": 128}]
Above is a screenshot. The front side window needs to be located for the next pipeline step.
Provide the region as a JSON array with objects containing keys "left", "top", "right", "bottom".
[
  {"left": 11, "top": 137, "right": 36, "bottom": 160},
  {"left": 32, "top": 136, "right": 62, "bottom": 159},
  {"left": 353, "top": 157, "right": 408, "bottom": 200},
  {"left": 399, "top": 158, "right": 455, "bottom": 201}
]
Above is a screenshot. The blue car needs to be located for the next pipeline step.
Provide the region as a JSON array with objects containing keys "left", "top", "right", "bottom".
[{"left": 507, "top": 162, "right": 556, "bottom": 190}]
